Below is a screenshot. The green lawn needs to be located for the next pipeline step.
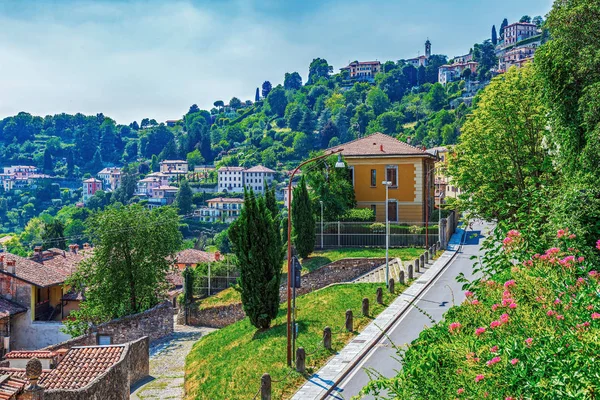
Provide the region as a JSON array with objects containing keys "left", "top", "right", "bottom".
[
  {"left": 300, "top": 247, "right": 423, "bottom": 272},
  {"left": 184, "top": 283, "right": 405, "bottom": 400}
]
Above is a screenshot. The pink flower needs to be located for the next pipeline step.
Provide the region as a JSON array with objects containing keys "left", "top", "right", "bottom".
[
  {"left": 510, "top": 358, "right": 519, "bottom": 365},
  {"left": 475, "top": 374, "right": 485, "bottom": 383},
  {"left": 596, "top": 239, "right": 600, "bottom": 251},
  {"left": 557, "top": 229, "right": 565, "bottom": 238},
  {"left": 589, "top": 271, "right": 598, "bottom": 278},
  {"left": 509, "top": 303, "right": 517, "bottom": 309},
  {"left": 490, "top": 320, "right": 502, "bottom": 329},
  {"left": 504, "top": 280, "right": 516, "bottom": 289},
  {"left": 500, "top": 313, "right": 510, "bottom": 323},
  {"left": 491, "top": 304, "right": 499, "bottom": 311},
  {"left": 546, "top": 247, "right": 560, "bottom": 255},
  {"left": 471, "top": 299, "right": 480, "bottom": 305},
  {"left": 449, "top": 322, "right": 462, "bottom": 332},
  {"left": 569, "top": 234, "right": 576, "bottom": 239},
  {"left": 506, "top": 397, "right": 516, "bottom": 400},
  {"left": 577, "top": 256, "right": 585, "bottom": 263},
  {"left": 554, "top": 298, "right": 561, "bottom": 304},
  {"left": 556, "top": 314, "right": 564, "bottom": 320},
  {"left": 457, "top": 388, "right": 464, "bottom": 394},
  {"left": 587, "top": 305, "right": 594, "bottom": 310},
  {"left": 525, "top": 337, "right": 533, "bottom": 346},
  {"left": 465, "top": 291, "right": 474, "bottom": 297},
  {"left": 503, "top": 237, "right": 514, "bottom": 246},
  {"left": 490, "top": 345, "right": 499, "bottom": 353},
  {"left": 507, "top": 230, "right": 521, "bottom": 237},
  {"left": 547, "top": 310, "right": 556, "bottom": 317},
  {"left": 475, "top": 327, "right": 486, "bottom": 336},
  {"left": 486, "top": 356, "right": 501, "bottom": 366},
  {"left": 502, "top": 290, "right": 512, "bottom": 298},
  {"left": 592, "top": 312, "right": 600, "bottom": 320}
]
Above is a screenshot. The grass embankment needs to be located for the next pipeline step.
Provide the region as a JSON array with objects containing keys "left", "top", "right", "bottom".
[
  {"left": 360, "top": 233, "right": 600, "bottom": 398},
  {"left": 185, "top": 282, "right": 405, "bottom": 399},
  {"left": 300, "top": 247, "right": 423, "bottom": 272}
]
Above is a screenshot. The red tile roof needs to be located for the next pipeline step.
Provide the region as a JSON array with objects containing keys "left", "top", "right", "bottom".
[
  {"left": 0, "top": 298, "right": 26, "bottom": 319},
  {"left": 175, "top": 249, "right": 217, "bottom": 265},
  {"left": 4, "top": 351, "right": 56, "bottom": 360},
  {"left": 207, "top": 197, "right": 244, "bottom": 204},
  {"left": 0, "top": 253, "right": 70, "bottom": 288},
  {"left": 0, "top": 375, "right": 26, "bottom": 400},
  {"left": 218, "top": 166, "right": 245, "bottom": 172},
  {"left": 0, "top": 368, "right": 51, "bottom": 381},
  {"left": 40, "top": 345, "right": 125, "bottom": 390},
  {"left": 244, "top": 165, "right": 275, "bottom": 173},
  {"left": 328, "top": 132, "right": 433, "bottom": 158}
]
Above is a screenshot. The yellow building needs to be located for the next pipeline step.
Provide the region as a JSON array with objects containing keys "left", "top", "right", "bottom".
[
  {"left": 428, "top": 146, "right": 461, "bottom": 205},
  {"left": 329, "top": 133, "right": 436, "bottom": 223}
]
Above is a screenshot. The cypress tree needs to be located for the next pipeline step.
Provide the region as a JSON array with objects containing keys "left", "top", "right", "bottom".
[
  {"left": 500, "top": 18, "right": 508, "bottom": 40},
  {"left": 229, "top": 189, "right": 283, "bottom": 329},
  {"left": 176, "top": 179, "right": 193, "bottom": 215},
  {"left": 491, "top": 25, "right": 498, "bottom": 46},
  {"left": 255, "top": 87, "right": 260, "bottom": 102},
  {"left": 292, "top": 176, "right": 315, "bottom": 259},
  {"left": 265, "top": 182, "right": 278, "bottom": 219}
]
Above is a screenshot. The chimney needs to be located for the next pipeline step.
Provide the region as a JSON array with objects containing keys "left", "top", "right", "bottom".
[
  {"left": 69, "top": 244, "right": 78, "bottom": 254},
  {"left": 214, "top": 251, "right": 221, "bottom": 262},
  {"left": 0, "top": 255, "right": 4, "bottom": 270},
  {"left": 380, "top": 144, "right": 384, "bottom": 152},
  {"left": 83, "top": 243, "right": 91, "bottom": 251},
  {"left": 6, "top": 260, "right": 16, "bottom": 274},
  {"left": 34, "top": 246, "right": 43, "bottom": 261}
]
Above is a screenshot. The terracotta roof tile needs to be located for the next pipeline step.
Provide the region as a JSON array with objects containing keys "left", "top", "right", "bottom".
[
  {"left": 0, "top": 375, "right": 26, "bottom": 400},
  {"left": 0, "top": 253, "right": 69, "bottom": 288},
  {"left": 328, "top": 132, "right": 433, "bottom": 158},
  {"left": 207, "top": 197, "right": 244, "bottom": 204},
  {"left": 218, "top": 166, "right": 245, "bottom": 172},
  {"left": 0, "top": 298, "right": 26, "bottom": 319},
  {"left": 0, "top": 368, "right": 51, "bottom": 380},
  {"left": 175, "top": 249, "right": 216, "bottom": 265},
  {"left": 40, "top": 345, "right": 125, "bottom": 390},
  {"left": 244, "top": 165, "right": 275, "bottom": 173},
  {"left": 4, "top": 351, "right": 56, "bottom": 360}
]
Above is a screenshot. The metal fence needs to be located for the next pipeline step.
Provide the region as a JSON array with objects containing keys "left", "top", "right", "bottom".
[
  {"left": 192, "top": 269, "right": 240, "bottom": 299},
  {"left": 315, "top": 221, "right": 440, "bottom": 248}
]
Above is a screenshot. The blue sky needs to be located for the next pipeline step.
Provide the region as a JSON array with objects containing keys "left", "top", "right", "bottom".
[{"left": 0, "top": 0, "right": 553, "bottom": 124}]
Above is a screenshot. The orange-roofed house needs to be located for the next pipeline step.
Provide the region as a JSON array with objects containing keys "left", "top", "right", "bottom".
[{"left": 328, "top": 133, "right": 436, "bottom": 223}]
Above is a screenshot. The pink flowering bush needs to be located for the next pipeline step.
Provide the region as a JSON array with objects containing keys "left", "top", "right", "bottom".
[{"left": 361, "top": 229, "right": 600, "bottom": 399}]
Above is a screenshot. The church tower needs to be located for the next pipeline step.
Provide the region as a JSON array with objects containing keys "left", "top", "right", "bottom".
[{"left": 425, "top": 39, "right": 431, "bottom": 58}]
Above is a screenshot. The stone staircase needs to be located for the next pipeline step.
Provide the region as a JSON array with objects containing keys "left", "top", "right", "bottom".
[{"left": 353, "top": 258, "right": 405, "bottom": 283}]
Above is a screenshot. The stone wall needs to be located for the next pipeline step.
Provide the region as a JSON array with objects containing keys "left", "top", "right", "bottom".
[
  {"left": 127, "top": 336, "right": 150, "bottom": 385},
  {"left": 93, "top": 301, "right": 173, "bottom": 344},
  {"left": 182, "top": 258, "right": 386, "bottom": 328}
]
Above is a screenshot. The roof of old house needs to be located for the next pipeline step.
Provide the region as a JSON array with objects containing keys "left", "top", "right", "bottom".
[
  {"left": 218, "top": 166, "right": 245, "bottom": 172},
  {"left": 0, "top": 253, "right": 70, "bottom": 288},
  {"left": 157, "top": 185, "right": 178, "bottom": 191},
  {"left": 0, "top": 298, "right": 26, "bottom": 319},
  {"left": 207, "top": 197, "right": 244, "bottom": 204},
  {"left": 0, "top": 375, "right": 26, "bottom": 400},
  {"left": 175, "top": 249, "right": 216, "bottom": 265},
  {"left": 166, "top": 270, "right": 183, "bottom": 287},
  {"left": 83, "top": 178, "right": 101, "bottom": 183},
  {"left": 244, "top": 165, "right": 275, "bottom": 173},
  {"left": 40, "top": 345, "right": 125, "bottom": 390},
  {"left": 36, "top": 248, "right": 91, "bottom": 277},
  {"left": 160, "top": 160, "right": 187, "bottom": 164},
  {"left": 327, "top": 133, "right": 433, "bottom": 158},
  {"left": 4, "top": 351, "right": 56, "bottom": 360}
]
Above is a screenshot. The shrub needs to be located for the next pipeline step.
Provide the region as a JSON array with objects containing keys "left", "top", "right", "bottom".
[
  {"left": 370, "top": 222, "right": 385, "bottom": 233},
  {"left": 340, "top": 208, "right": 375, "bottom": 222}
]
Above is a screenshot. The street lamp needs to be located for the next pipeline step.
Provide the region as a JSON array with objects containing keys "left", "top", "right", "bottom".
[
  {"left": 320, "top": 200, "right": 324, "bottom": 249},
  {"left": 382, "top": 181, "right": 392, "bottom": 287},
  {"left": 286, "top": 148, "right": 344, "bottom": 367}
]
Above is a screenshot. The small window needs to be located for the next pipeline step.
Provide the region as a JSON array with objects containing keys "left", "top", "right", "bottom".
[
  {"left": 98, "top": 335, "right": 112, "bottom": 345},
  {"left": 386, "top": 166, "right": 398, "bottom": 187},
  {"left": 370, "top": 169, "right": 377, "bottom": 187}
]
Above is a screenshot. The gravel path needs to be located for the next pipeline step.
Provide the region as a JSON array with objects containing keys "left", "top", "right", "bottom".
[{"left": 131, "top": 319, "right": 216, "bottom": 400}]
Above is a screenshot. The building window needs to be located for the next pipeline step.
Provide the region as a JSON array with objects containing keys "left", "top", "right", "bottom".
[
  {"left": 370, "top": 169, "right": 377, "bottom": 187},
  {"left": 370, "top": 205, "right": 376, "bottom": 215},
  {"left": 98, "top": 335, "right": 112, "bottom": 345},
  {"left": 386, "top": 166, "right": 398, "bottom": 187},
  {"left": 348, "top": 166, "right": 354, "bottom": 187},
  {"left": 387, "top": 201, "right": 398, "bottom": 222}
]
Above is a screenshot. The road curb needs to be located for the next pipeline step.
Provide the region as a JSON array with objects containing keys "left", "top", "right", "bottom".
[{"left": 291, "top": 226, "right": 468, "bottom": 400}]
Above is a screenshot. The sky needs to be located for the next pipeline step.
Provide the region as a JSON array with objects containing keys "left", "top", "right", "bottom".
[{"left": 0, "top": 0, "right": 553, "bottom": 125}]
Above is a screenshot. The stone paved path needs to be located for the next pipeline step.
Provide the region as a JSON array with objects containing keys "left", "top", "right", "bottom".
[{"left": 131, "top": 318, "right": 216, "bottom": 400}]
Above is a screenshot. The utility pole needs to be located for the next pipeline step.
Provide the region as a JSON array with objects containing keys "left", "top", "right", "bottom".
[
  {"left": 382, "top": 181, "right": 392, "bottom": 287},
  {"left": 320, "top": 201, "right": 324, "bottom": 249}
]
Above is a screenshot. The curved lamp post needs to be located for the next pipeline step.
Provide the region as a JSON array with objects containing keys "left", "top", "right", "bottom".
[{"left": 286, "top": 149, "right": 344, "bottom": 367}]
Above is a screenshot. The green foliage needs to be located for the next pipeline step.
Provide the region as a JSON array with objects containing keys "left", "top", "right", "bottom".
[
  {"left": 63, "top": 205, "right": 181, "bottom": 336},
  {"left": 339, "top": 208, "right": 375, "bottom": 222},
  {"left": 228, "top": 190, "right": 283, "bottom": 329},
  {"left": 176, "top": 179, "right": 193, "bottom": 215},
  {"left": 183, "top": 267, "right": 194, "bottom": 304},
  {"left": 306, "top": 156, "right": 355, "bottom": 221},
  {"left": 42, "top": 219, "right": 66, "bottom": 250},
  {"left": 292, "top": 177, "right": 315, "bottom": 259},
  {"left": 366, "top": 87, "right": 390, "bottom": 116},
  {"left": 266, "top": 85, "right": 288, "bottom": 117}
]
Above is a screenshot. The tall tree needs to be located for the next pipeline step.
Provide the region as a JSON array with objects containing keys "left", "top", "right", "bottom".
[
  {"left": 229, "top": 97, "right": 242, "bottom": 109},
  {"left": 176, "top": 179, "right": 193, "bottom": 215},
  {"left": 228, "top": 190, "right": 283, "bottom": 329},
  {"left": 519, "top": 15, "right": 532, "bottom": 23},
  {"left": 532, "top": 15, "right": 544, "bottom": 28},
  {"left": 307, "top": 157, "right": 355, "bottom": 221},
  {"left": 92, "top": 148, "right": 103, "bottom": 172},
  {"left": 491, "top": 25, "right": 498, "bottom": 45},
  {"left": 265, "top": 182, "right": 278, "bottom": 220},
  {"left": 42, "top": 219, "right": 66, "bottom": 250},
  {"left": 499, "top": 18, "right": 509, "bottom": 40},
  {"left": 366, "top": 87, "right": 391, "bottom": 116},
  {"left": 284, "top": 72, "right": 303, "bottom": 90},
  {"left": 255, "top": 87, "right": 260, "bottom": 102},
  {"left": 308, "top": 58, "right": 333, "bottom": 84},
  {"left": 261, "top": 81, "right": 272, "bottom": 98},
  {"left": 447, "top": 65, "right": 553, "bottom": 227},
  {"left": 188, "top": 104, "right": 200, "bottom": 114},
  {"left": 43, "top": 148, "right": 53, "bottom": 173},
  {"left": 266, "top": 85, "right": 288, "bottom": 117},
  {"left": 214, "top": 100, "right": 224, "bottom": 111},
  {"left": 64, "top": 205, "right": 181, "bottom": 336},
  {"left": 292, "top": 177, "right": 315, "bottom": 259}
]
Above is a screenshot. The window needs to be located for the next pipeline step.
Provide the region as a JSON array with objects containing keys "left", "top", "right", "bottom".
[
  {"left": 387, "top": 201, "right": 398, "bottom": 222},
  {"left": 348, "top": 166, "right": 355, "bottom": 187},
  {"left": 370, "top": 205, "right": 377, "bottom": 215},
  {"left": 98, "top": 335, "right": 112, "bottom": 345},
  {"left": 386, "top": 165, "right": 398, "bottom": 187},
  {"left": 370, "top": 169, "right": 377, "bottom": 187}
]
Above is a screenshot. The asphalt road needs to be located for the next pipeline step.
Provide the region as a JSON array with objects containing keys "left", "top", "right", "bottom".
[{"left": 328, "top": 220, "right": 490, "bottom": 400}]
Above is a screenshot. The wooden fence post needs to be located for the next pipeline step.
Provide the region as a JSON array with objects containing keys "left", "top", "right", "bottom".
[
  {"left": 261, "top": 373, "right": 271, "bottom": 400},
  {"left": 345, "top": 310, "right": 353, "bottom": 332},
  {"left": 323, "top": 327, "right": 332, "bottom": 350}
]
